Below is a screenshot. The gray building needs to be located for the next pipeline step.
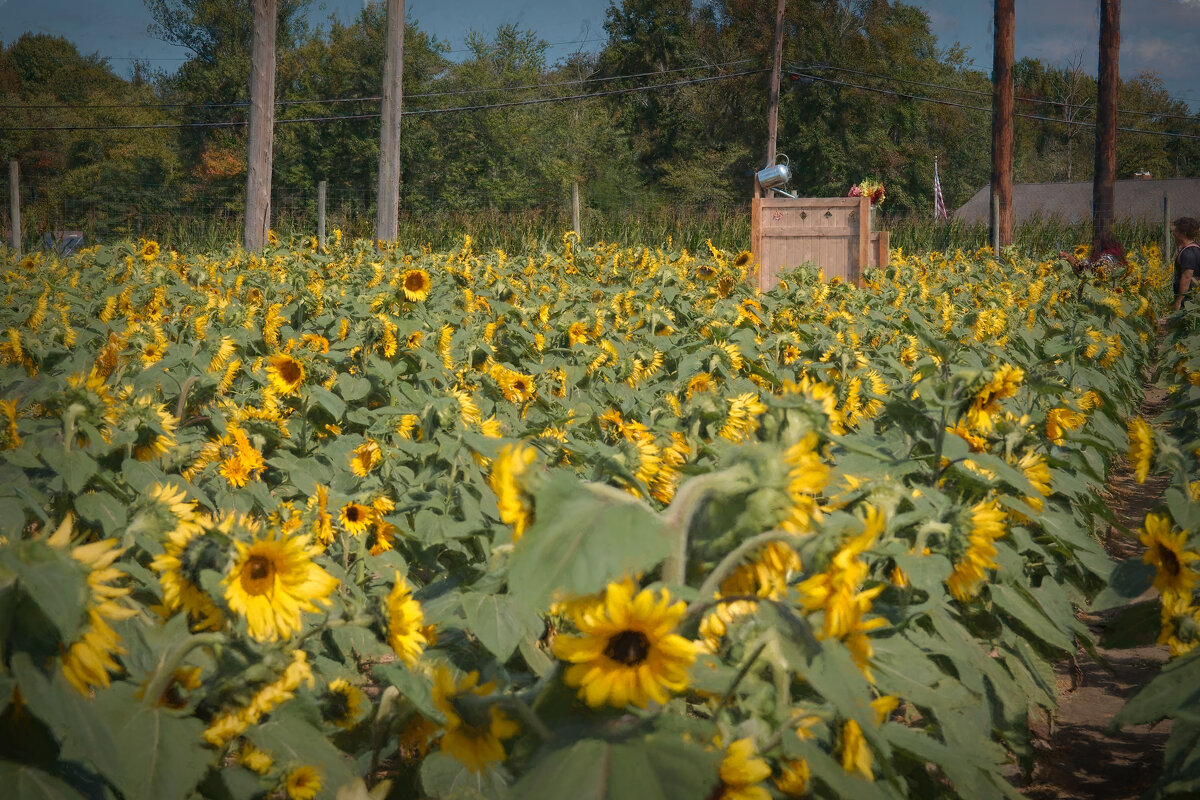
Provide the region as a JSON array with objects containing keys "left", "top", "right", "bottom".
[{"left": 955, "top": 177, "right": 1200, "bottom": 224}]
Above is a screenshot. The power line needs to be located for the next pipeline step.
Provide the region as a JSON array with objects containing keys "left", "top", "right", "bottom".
[
  {"left": 0, "top": 59, "right": 759, "bottom": 111},
  {"left": 0, "top": 69, "right": 767, "bottom": 132},
  {"left": 788, "top": 70, "right": 1200, "bottom": 141},
  {"left": 793, "top": 63, "right": 1199, "bottom": 122}
]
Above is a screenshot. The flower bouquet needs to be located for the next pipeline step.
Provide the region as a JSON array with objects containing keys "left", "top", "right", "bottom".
[{"left": 847, "top": 178, "right": 886, "bottom": 206}]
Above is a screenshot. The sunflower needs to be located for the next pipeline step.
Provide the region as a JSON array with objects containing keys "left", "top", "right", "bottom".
[
  {"left": 775, "top": 760, "right": 811, "bottom": 797},
  {"left": 1046, "top": 407, "right": 1086, "bottom": 445},
  {"left": 1158, "top": 593, "right": 1200, "bottom": 657},
  {"left": 223, "top": 520, "right": 339, "bottom": 642},
  {"left": 323, "top": 679, "right": 367, "bottom": 729},
  {"left": 714, "top": 738, "right": 771, "bottom": 800},
  {"left": 266, "top": 354, "right": 305, "bottom": 395},
  {"left": 151, "top": 504, "right": 227, "bottom": 631},
  {"left": 567, "top": 321, "right": 589, "bottom": 346},
  {"left": 946, "top": 499, "right": 1007, "bottom": 602},
  {"left": 350, "top": 439, "right": 382, "bottom": 477},
  {"left": 552, "top": 579, "right": 696, "bottom": 708},
  {"left": 140, "top": 239, "right": 160, "bottom": 261},
  {"left": 1, "top": 398, "right": 21, "bottom": 449},
  {"left": 840, "top": 719, "right": 873, "bottom": 780},
  {"left": 719, "top": 393, "right": 768, "bottom": 443},
  {"left": 401, "top": 268, "right": 432, "bottom": 302},
  {"left": 781, "top": 432, "right": 830, "bottom": 533},
  {"left": 339, "top": 502, "right": 374, "bottom": 535},
  {"left": 489, "top": 443, "right": 537, "bottom": 541},
  {"left": 696, "top": 263, "right": 718, "bottom": 281},
  {"left": 308, "top": 485, "right": 334, "bottom": 546},
  {"left": 282, "top": 765, "right": 321, "bottom": 800},
  {"left": 239, "top": 743, "right": 274, "bottom": 774},
  {"left": 432, "top": 666, "right": 519, "bottom": 773},
  {"left": 219, "top": 428, "right": 266, "bottom": 488},
  {"left": 490, "top": 363, "right": 537, "bottom": 404},
  {"left": 1127, "top": 417, "right": 1154, "bottom": 484},
  {"left": 386, "top": 573, "right": 429, "bottom": 667},
  {"left": 44, "top": 518, "right": 136, "bottom": 694},
  {"left": 1016, "top": 451, "right": 1053, "bottom": 512},
  {"left": 1139, "top": 512, "right": 1199, "bottom": 601}
]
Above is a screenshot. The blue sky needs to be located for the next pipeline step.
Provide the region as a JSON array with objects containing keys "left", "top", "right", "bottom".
[{"left": 1, "top": 0, "right": 1196, "bottom": 109}]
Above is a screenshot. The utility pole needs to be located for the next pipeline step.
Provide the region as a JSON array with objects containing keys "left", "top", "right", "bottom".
[
  {"left": 1094, "top": 0, "right": 1120, "bottom": 240},
  {"left": 990, "top": 0, "right": 1015, "bottom": 249},
  {"left": 8, "top": 160, "right": 20, "bottom": 257},
  {"left": 376, "top": 0, "right": 405, "bottom": 243},
  {"left": 244, "top": 0, "right": 277, "bottom": 251},
  {"left": 762, "top": 0, "right": 786, "bottom": 197}
]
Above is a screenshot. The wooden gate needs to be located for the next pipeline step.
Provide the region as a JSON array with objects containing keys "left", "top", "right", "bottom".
[{"left": 750, "top": 195, "right": 889, "bottom": 291}]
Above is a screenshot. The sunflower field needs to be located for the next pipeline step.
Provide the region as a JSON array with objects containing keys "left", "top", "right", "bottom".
[{"left": 0, "top": 231, "right": 1190, "bottom": 800}]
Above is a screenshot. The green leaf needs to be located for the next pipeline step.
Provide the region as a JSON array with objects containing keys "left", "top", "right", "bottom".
[
  {"left": 41, "top": 449, "right": 98, "bottom": 494},
  {"left": 508, "top": 473, "right": 671, "bottom": 616},
  {"left": 990, "top": 583, "right": 1073, "bottom": 652},
  {"left": 419, "top": 752, "right": 506, "bottom": 800},
  {"left": 247, "top": 705, "right": 358, "bottom": 795},
  {"left": 1, "top": 542, "right": 87, "bottom": 643},
  {"left": 0, "top": 497, "right": 26, "bottom": 538},
  {"left": 11, "top": 654, "right": 120, "bottom": 785},
  {"left": 1099, "top": 601, "right": 1161, "bottom": 649},
  {"left": 74, "top": 492, "right": 128, "bottom": 536},
  {"left": 1115, "top": 649, "right": 1200, "bottom": 726},
  {"left": 308, "top": 386, "right": 347, "bottom": 419},
  {"left": 461, "top": 592, "right": 543, "bottom": 661},
  {"left": 0, "top": 762, "right": 87, "bottom": 800},
  {"left": 336, "top": 375, "right": 372, "bottom": 402},
  {"left": 511, "top": 735, "right": 721, "bottom": 800},
  {"left": 1090, "top": 557, "right": 1155, "bottom": 612},
  {"left": 94, "top": 683, "right": 211, "bottom": 800}
]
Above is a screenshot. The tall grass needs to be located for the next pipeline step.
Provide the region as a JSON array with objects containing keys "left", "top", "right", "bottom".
[{"left": 11, "top": 197, "right": 1167, "bottom": 257}]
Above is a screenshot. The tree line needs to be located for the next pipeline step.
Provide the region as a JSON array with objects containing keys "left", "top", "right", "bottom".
[{"left": 2, "top": 0, "right": 1198, "bottom": 243}]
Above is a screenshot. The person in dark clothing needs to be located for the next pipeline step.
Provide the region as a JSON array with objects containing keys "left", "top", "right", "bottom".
[
  {"left": 1058, "top": 233, "right": 1128, "bottom": 276},
  {"left": 1172, "top": 216, "right": 1200, "bottom": 311}
]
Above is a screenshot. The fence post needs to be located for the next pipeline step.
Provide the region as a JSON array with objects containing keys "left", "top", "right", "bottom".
[
  {"left": 1163, "top": 194, "right": 1172, "bottom": 264},
  {"left": 991, "top": 193, "right": 1001, "bottom": 254},
  {"left": 571, "top": 181, "right": 581, "bottom": 240},
  {"left": 8, "top": 160, "right": 20, "bottom": 257},
  {"left": 317, "top": 180, "right": 327, "bottom": 249}
]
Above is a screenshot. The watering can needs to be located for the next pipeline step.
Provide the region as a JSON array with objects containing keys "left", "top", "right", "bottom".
[{"left": 756, "top": 154, "right": 791, "bottom": 190}]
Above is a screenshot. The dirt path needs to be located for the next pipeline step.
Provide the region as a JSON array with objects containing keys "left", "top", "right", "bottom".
[{"left": 1018, "top": 385, "right": 1172, "bottom": 799}]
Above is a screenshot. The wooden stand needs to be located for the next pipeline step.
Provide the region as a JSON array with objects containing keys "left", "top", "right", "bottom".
[{"left": 750, "top": 195, "right": 888, "bottom": 291}]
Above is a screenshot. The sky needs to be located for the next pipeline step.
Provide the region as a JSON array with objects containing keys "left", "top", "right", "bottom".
[{"left": 0, "top": 0, "right": 1196, "bottom": 109}]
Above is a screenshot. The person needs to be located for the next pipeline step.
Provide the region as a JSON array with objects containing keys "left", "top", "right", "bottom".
[
  {"left": 1058, "top": 233, "right": 1128, "bottom": 276},
  {"left": 1171, "top": 216, "right": 1199, "bottom": 311}
]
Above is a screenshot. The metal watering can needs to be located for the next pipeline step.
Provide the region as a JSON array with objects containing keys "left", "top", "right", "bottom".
[{"left": 756, "top": 154, "right": 791, "bottom": 190}]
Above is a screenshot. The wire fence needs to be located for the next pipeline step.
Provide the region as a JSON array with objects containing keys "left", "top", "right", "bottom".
[{"left": 2, "top": 177, "right": 1170, "bottom": 257}]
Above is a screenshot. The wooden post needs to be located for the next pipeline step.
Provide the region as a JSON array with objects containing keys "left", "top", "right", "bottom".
[
  {"left": 317, "top": 180, "right": 327, "bottom": 248},
  {"left": 763, "top": 0, "right": 787, "bottom": 197},
  {"left": 990, "top": 0, "right": 1015, "bottom": 248},
  {"left": 244, "top": 0, "right": 277, "bottom": 251},
  {"left": 1164, "top": 194, "right": 1172, "bottom": 263},
  {"left": 992, "top": 193, "right": 1001, "bottom": 253},
  {"left": 571, "top": 181, "right": 581, "bottom": 240},
  {"left": 8, "top": 160, "right": 20, "bottom": 257},
  {"left": 1093, "top": 0, "right": 1120, "bottom": 240},
  {"left": 376, "top": 0, "right": 405, "bottom": 243},
  {"left": 750, "top": 197, "right": 763, "bottom": 289},
  {"left": 855, "top": 194, "right": 869, "bottom": 286}
]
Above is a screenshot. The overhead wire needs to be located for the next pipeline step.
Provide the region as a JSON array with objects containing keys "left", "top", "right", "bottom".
[
  {"left": 792, "top": 62, "right": 1199, "bottom": 122},
  {"left": 0, "top": 58, "right": 759, "bottom": 111},
  {"left": 0, "top": 68, "right": 769, "bottom": 132},
  {"left": 786, "top": 69, "right": 1200, "bottom": 142}
]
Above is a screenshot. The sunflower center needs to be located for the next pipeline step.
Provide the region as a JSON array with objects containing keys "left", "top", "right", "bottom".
[
  {"left": 347, "top": 506, "right": 363, "bottom": 522},
  {"left": 604, "top": 630, "right": 651, "bottom": 666},
  {"left": 1159, "top": 545, "right": 1181, "bottom": 578},
  {"left": 405, "top": 274, "right": 426, "bottom": 291},
  {"left": 278, "top": 359, "right": 302, "bottom": 384},
  {"left": 241, "top": 554, "right": 275, "bottom": 594}
]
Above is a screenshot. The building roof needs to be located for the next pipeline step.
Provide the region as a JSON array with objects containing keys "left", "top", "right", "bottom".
[{"left": 955, "top": 177, "right": 1200, "bottom": 224}]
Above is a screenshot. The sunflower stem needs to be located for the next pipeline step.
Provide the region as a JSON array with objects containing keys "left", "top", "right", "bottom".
[
  {"left": 498, "top": 696, "right": 554, "bottom": 742},
  {"left": 662, "top": 464, "right": 755, "bottom": 587},
  {"left": 141, "top": 632, "right": 225, "bottom": 708},
  {"left": 686, "top": 530, "right": 799, "bottom": 617},
  {"left": 718, "top": 640, "right": 767, "bottom": 708},
  {"left": 174, "top": 375, "right": 199, "bottom": 421}
]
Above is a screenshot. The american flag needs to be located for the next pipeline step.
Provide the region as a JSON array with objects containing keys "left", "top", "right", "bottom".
[{"left": 934, "top": 158, "right": 949, "bottom": 221}]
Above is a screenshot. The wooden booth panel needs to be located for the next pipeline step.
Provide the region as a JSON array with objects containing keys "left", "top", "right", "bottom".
[{"left": 751, "top": 196, "right": 889, "bottom": 291}]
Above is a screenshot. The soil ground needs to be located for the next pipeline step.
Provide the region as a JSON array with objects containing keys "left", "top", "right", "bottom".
[{"left": 1016, "top": 384, "right": 1172, "bottom": 800}]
